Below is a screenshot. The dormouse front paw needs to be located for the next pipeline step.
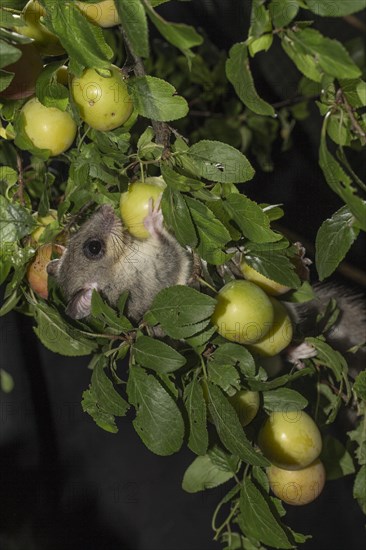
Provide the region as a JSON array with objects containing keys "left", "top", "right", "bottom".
[{"left": 143, "top": 194, "right": 164, "bottom": 238}]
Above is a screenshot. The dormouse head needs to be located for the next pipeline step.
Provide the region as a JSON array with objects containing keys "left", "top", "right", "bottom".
[{"left": 47, "top": 205, "right": 126, "bottom": 319}]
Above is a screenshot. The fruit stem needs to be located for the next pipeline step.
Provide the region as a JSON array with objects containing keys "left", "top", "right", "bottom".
[
  {"left": 77, "top": 126, "right": 91, "bottom": 151},
  {"left": 212, "top": 500, "right": 240, "bottom": 541}
]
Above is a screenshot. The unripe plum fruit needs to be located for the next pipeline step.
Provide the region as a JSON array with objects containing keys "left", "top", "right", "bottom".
[
  {"left": 71, "top": 66, "right": 133, "bottom": 131},
  {"left": 248, "top": 297, "right": 293, "bottom": 357},
  {"left": 228, "top": 390, "right": 260, "bottom": 426},
  {"left": 76, "top": 0, "right": 120, "bottom": 27},
  {"left": 120, "top": 179, "right": 165, "bottom": 239},
  {"left": 14, "top": 0, "right": 65, "bottom": 56},
  {"left": 267, "top": 459, "right": 326, "bottom": 505},
  {"left": 19, "top": 98, "right": 77, "bottom": 156},
  {"left": 211, "top": 280, "right": 274, "bottom": 344},
  {"left": 31, "top": 210, "right": 58, "bottom": 243},
  {"left": 258, "top": 411, "right": 322, "bottom": 470}
]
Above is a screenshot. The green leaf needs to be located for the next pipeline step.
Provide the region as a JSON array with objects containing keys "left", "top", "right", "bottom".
[
  {"left": 211, "top": 343, "right": 257, "bottom": 378},
  {"left": 306, "top": 337, "right": 348, "bottom": 384},
  {"left": 288, "top": 28, "right": 361, "bottom": 80},
  {"left": 127, "top": 365, "right": 184, "bottom": 456},
  {"left": 304, "top": 0, "right": 366, "bottom": 16},
  {"left": 0, "top": 369, "right": 14, "bottom": 393},
  {"left": 0, "top": 69, "right": 13, "bottom": 92},
  {"left": 161, "top": 164, "right": 202, "bottom": 192},
  {"left": 321, "top": 435, "right": 355, "bottom": 480},
  {"left": 208, "top": 445, "right": 240, "bottom": 473},
  {"left": 315, "top": 206, "right": 359, "bottom": 280},
  {"left": 184, "top": 377, "right": 208, "bottom": 455},
  {"left": 182, "top": 454, "right": 236, "bottom": 493},
  {"left": 319, "top": 135, "right": 366, "bottom": 231},
  {"left": 35, "top": 61, "right": 69, "bottom": 111},
  {"left": 145, "top": 2, "right": 203, "bottom": 63},
  {"left": 239, "top": 478, "right": 293, "bottom": 549},
  {"left": 185, "top": 196, "right": 231, "bottom": 264},
  {"left": 248, "top": 34, "right": 273, "bottom": 56},
  {"left": 0, "top": 195, "right": 35, "bottom": 241},
  {"left": 287, "top": 282, "right": 316, "bottom": 303},
  {"left": 207, "top": 361, "right": 241, "bottom": 394},
  {"left": 0, "top": 8, "right": 25, "bottom": 29},
  {"left": 128, "top": 76, "right": 188, "bottom": 121},
  {"left": 244, "top": 247, "right": 301, "bottom": 289},
  {"left": 354, "top": 371, "right": 366, "bottom": 401},
  {"left": 183, "top": 140, "right": 255, "bottom": 184},
  {"left": 353, "top": 465, "right": 366, "bottom": 514},
  {"left": 91, "top": 356, "right": 129, "bottom": 417},
  {"left": 249, "top": 367, "right": 314, "bottom": 391},
  {"left": 206, "top": 383, "right": 269, "bottom": 467},
  {"left": 33, "top": 303, "right": 98, "bottom": 356},
  {"left": 224, "top": 194, "right": 281, "bottom": 243},
  {"left": 161, "top": 187, "right": 198, "bottom": 247},
  {"left": 226, "top": 43, "right": 275, "bottom": 116},
  {"left": 0, "top": 290, "right": 21, "bottom": 317},
  {"left": 185, "top": 325, "right": 217, "bottom": 351},
  {"left": 348, "top": 420, "right": 366, "bottom": 466},
  {"left": 81, "top": 387, "right": 118, "bottom": 433},
  {"left": 281, "top": 33, "right": 322, "bottom": 82},
  {"left": 263, "top": 388, "right": 308, "bottom": 412},
  {"left": 42, "top": 1, "right": 113, "bottom": 74},
  {"left": 148, "top": 285, "right": 217, "bottom": 339},
  {"left": 249, "top": 0, "right": 272, "bottom": 38},
  {"left": 91, "top": 290, "right": 132, "bottom": 331},
  {"left": 269, "top": 0, "right": 299, "bottom": 27},
  {"left": 133, "top": 335, "right": 186, "bottom": 373},
  {"left": 0, "top": 39, "right": 21, "bottom": 69},
  {"left": 115, "top": 0, "right": 149, "bottom": 58}
]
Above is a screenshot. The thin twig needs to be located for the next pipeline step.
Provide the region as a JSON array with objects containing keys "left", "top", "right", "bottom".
[
  {"left": 338, "top": 88, "right": 366, "bottom": 145},
  {"left": 271, "top": 93, "right": 320, "bottom": 110},
  {"left": 343, "top": 15, "right": 366, "bottom": 33}
]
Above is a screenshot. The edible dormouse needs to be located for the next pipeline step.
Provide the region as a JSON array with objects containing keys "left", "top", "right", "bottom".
[{"left": 47, "top": 203, "right": 192, "bottom": 321}]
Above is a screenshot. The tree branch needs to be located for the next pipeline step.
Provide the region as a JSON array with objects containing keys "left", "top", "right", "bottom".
[{"left": 120, "top": 26, "right": 171, "bottom": 151}]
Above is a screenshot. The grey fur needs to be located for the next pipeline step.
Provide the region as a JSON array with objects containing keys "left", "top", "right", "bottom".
[
  {"left": 47, "top": 205, "right": 192, "bottom": 321},
  {"left": 285, "top": 283, "right": 366, "bottom": 372}
]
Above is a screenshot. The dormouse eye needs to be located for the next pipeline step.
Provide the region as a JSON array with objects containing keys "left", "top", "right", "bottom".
[{"left": 83, "top": 238, "right": 105, "bottom": 260}]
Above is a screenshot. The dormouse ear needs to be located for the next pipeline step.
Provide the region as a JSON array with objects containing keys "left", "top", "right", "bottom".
[
  {"left": 65, "top": 285, "right": 98, "bottom": 320},
  {"left": 47, "top": 259, "right": 61, "bottom": 278}
]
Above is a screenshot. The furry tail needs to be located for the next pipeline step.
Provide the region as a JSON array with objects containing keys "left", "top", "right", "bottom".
[{"left": 286, "top": 283, "right": 366, "bottom": 372}]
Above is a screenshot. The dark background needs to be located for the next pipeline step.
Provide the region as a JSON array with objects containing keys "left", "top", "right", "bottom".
[{"left": 1, "top": 1, "right": 366, "bottom": 549}]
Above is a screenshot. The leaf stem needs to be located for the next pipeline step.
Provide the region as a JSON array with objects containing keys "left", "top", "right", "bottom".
[
  {"left": 198, "top": 276, "right": 216, "bottom": 293},
  {"left": 213, "top": 500, "right": 240, "bottom": 541},
  {"left": 200, "top": 356, "right": 208, "bottom": 379}
]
